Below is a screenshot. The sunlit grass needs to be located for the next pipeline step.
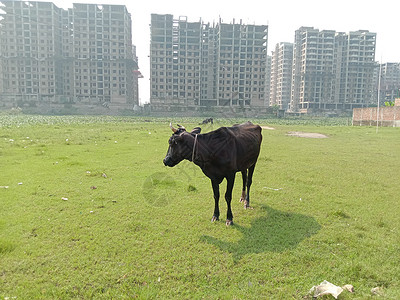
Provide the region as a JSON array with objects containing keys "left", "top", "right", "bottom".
[{"left": 1, "top": 116, "right": 399, "bottom": 299}]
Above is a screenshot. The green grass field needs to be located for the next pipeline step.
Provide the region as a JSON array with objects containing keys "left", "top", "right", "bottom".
[{"left": 1, "top": 115, "right": 399, "bottom": 299}]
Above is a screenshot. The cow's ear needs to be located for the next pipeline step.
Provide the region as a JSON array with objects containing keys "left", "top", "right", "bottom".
[{"left": 191, "top": 127, "right": 201, "bottom": 134}]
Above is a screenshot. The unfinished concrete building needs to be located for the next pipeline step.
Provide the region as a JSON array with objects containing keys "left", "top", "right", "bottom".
[
  {"left": 150, "top": 14, "right": 202, "bottom": 110},
  {"left": 265, "top": 55, "right": 272, "bottom": 107},
  {"left": 378, "top": 62, "right": 400, "bottom": 102},
  {"left": 0, "top": 1, "right": 139, "bottom": 111},
  {"left": 0, "top": 1, "right": 64, "bottom": 104},
  {"left": 269, "top": 42, "right": 293, "bottom": 110},
  {"left": 336, "top": 30, "right": 376, "bottom": 109},
  {"left": 70, "top": 3, "right": 136, "bottom": 108},
  {"left": 290, "top": 27, "right": 376, "bottom": 113},
  {"left": 150, "top": 14, "right": 269, "bottom": 112},
  {"left": 291, "top": 27, "right": 337, "bottom": 112}
]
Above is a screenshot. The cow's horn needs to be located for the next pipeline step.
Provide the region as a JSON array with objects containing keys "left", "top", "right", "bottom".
[
  {"left": 177, "top": 124, "right": 185, "bottom": 130},
  {"left": 170, "top": 122, "right": 177, "bottom": 133}
]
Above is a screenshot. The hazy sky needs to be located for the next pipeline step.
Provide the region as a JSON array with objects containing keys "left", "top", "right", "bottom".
[{"left": 50, "top": 0, "right": 399, "bottom": 104}]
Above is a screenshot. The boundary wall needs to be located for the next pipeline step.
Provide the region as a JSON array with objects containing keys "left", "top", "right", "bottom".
[{"left": 353, "top": 99, "right": 400, "bottom": 127}]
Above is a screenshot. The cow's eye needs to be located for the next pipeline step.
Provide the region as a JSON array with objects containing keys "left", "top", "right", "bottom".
[{"left": 172, "top": 135, "right": 182, "bottom": 144}]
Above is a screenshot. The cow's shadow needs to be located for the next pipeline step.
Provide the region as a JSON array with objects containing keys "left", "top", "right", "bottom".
[{"left": 201, "top": 205, "right": 321, "bottom": 261}]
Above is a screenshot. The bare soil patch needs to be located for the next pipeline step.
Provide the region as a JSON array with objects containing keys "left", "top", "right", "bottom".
[
  {"left": 287, "top": 131, "right": 328, "bottom": 138},
  {"left": 261, "top": 126, "right": 275, "bottom": 130}
]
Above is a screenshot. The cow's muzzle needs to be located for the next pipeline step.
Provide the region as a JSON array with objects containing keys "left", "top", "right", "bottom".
[{"left": 163, "top": 156, "right": 175, "bottom": 167}]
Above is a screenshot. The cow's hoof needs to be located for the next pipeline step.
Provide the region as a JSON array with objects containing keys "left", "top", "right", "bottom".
[
  {"left": 226, "top": 220, "right": 233, "bottom": 226},
  {"left": 211, "top": 216, "right": 219, "bottom": 222},
  {"left": 244, "top": 201, "right": 253, "bottom": 209}
]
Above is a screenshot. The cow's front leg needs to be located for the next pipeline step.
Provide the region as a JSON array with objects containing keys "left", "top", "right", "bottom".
[
  {"left": 225, "top": 174, "right": 235, "bottom": 226},
  {"left": 211, "top": 179, "right": 220, "bottom": 222}
]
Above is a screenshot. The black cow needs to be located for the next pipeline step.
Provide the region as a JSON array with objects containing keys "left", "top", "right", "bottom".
[
  {"left": 163, "top": 122, "right": 262, "bottom": 225},
  {"left": 200, "top": 117, "right": 213, "bottom": 125}
]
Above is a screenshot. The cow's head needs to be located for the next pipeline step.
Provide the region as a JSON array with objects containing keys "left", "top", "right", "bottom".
[{"left": 163, "top": 123, "right": 201, "bottom": 167}]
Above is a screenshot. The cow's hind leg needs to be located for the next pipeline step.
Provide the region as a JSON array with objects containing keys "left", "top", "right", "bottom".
[
  {"left": 244, "top": 164, "right": 256, "bottom": 209},
  {"left": 225, "top": 173, "right": 235, "bottom": 226},
  {"left": 211, "top": 179, "right": 220, "bottom": 222},
  {"left": 239, "top": 170, "right": 247, "bottom": 203}
]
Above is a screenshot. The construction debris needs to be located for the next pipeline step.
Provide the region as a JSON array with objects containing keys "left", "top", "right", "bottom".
[{"left": 309, "top": 280, "right": 343, "bottom": 299}]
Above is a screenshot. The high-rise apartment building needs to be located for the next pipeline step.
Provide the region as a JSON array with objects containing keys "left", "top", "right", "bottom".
[
  {"left": 269, "top": 42, "right": 293, "bottom": 110},
  {"left": 265, "top": 55, "right": 272, "bottom": 107},
  {"left": 291, "top": 27, "right": 337, "bottom": 112},
  {"left": 132, "top": 45, "right": 143, "bottom": 106},
  {"left": 378, "top": 63, "right": 400, "bottom": 101},
  {"left": 0, "top": 1, "right": 139, "bottom": 110},
  {"left": 69, "top": 3, "right": 136, "bottom": 106},
  {"left": 336, "top": 30, "right": 376, "bottom": 109},
  {"left": 150, "top": 14, "right": 268, "bottom": 112},
  {"left": 150, "top": 14, "right": 202, "bottom": 110},
  {"left": 0, "top": 1, "right": 64, "bottom": 102},
  {"left": 290, "top": 27, "right": 376, "bottom": 113}
]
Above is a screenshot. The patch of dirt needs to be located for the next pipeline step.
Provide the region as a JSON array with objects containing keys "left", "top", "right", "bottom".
[
  {"left": 261, "top": 126, "right": 275, "bottom": 130},
  {"left": 287, "top": 131, "right": 328, "bottom": 138}
]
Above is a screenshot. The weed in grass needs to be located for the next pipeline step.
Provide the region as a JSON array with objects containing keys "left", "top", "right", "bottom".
[
  {"left": 187, "top": 185, "right": 197, "bottom": 192},
  {"left": 330, "top": 210, "right": 351, "bottom": 219},
  {"left": 0, "top": 239, "right": 16, "bottom": 254}
]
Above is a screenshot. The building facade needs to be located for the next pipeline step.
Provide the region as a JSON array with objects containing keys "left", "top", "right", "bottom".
[
  {"left": 0, "top": 1, "right": 139, "bottom": 110},
  {"left": 0, "top": 1, "right": 64, "bottom": 103},
  {"left": 291, "top": 27, "right": 337, "bottom": 112},
  {"left": 336, "top": 30, "right": 376, "bottom": 110},
  {"left": 378, "top": 62, "right": 400, "bottom": 102},
  {"left": 269, "top": 42, "right": 293, "bottom": 110},
  {"left": 150, "top": 14, "right": 202, "bottom": 110},
  {"left": 150, "top": 14, "right": 269, "bottom": 112},
  {"left": 290, "top": 27, "right": 376, "bottom": 113}
]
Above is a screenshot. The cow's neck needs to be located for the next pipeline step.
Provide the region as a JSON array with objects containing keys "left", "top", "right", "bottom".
[{"left": 188, "top": 134, "right": 211, "bottom": 168}]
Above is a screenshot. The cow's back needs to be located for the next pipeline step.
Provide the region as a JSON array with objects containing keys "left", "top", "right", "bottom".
[
  {"left": 199, "top": 122, "right": 262, "bottom": 175},
  {"left": 229, "top": 122, "right": 262, "bottom": 171}
]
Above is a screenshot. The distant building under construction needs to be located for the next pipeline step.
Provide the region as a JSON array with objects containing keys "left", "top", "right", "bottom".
[
  {"left": 269, "top": 42, "right": 293, "bottom": 110},
  {"left": 290, "top": 27, "right": 376, "bottom": 113},
  {"left": 150, "top": 14, "right": 269, "bottom": 112},
  {"left": 0, "top": 1, "right": 139, "bottom": 111},
  {"left": 378, "top": 62, "right": 400, "bottom": 102}
]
